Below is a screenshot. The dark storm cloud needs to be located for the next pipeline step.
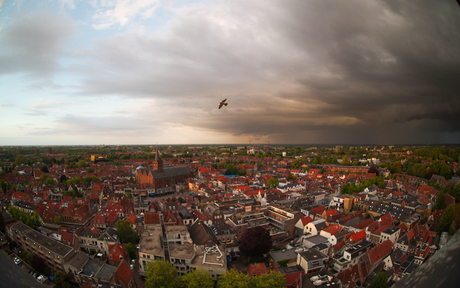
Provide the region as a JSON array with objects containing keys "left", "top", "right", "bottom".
[
  {"left": 0, "top": 12, "right": 74, "bottom": 78},
  {"left": 77, "top": 0, "right": 460, "bottom": 144}
]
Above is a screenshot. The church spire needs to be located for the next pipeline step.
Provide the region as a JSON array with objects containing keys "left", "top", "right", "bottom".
[
  {"left": 155, "top": 147, "right": 160, "bottom": 161},
  {"left": 153, "top": 147, "right": 163, "bottom": 173}
]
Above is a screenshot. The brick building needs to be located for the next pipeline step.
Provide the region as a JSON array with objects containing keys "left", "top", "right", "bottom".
[{"left": 136, "top": 151, "right": 193, "bottom": 190}]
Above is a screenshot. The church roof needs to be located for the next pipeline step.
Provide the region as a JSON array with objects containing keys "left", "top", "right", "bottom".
[{"left": 140, "top": 165, "right": 192, "bottom": 179}]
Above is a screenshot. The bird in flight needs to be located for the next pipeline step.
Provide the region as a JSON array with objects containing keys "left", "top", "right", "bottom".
[{"left": 219, "top": 98, "right": 228, "bottom": 109}]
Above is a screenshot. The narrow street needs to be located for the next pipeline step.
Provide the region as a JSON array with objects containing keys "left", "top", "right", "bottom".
[{"left": 134, "top": 246, "right": 145, "bottom": 288}]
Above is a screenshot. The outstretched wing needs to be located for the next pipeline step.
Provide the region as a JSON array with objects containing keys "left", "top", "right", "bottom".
[{"left": 219, "top": 99, "right": 227, "bottom": 109}]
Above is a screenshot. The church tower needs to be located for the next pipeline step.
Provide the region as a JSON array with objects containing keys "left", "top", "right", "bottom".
[{"left": 152, "top": 149, "right": 163, "bottom": 173}]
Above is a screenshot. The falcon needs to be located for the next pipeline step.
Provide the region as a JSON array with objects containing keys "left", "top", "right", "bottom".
[{"left": 219, "top": 98, "right": 228, "bottom": 109}]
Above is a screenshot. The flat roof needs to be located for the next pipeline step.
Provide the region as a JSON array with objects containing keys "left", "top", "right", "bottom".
[
  {"left": 13, "top": 222, "right": 74, "bottom": 257},
  {"left": 169, "top": 243, "right": 195, "bottom": 260},
  {"left": 165, "top": 225, "right": 189, "bottom": 234},
  {"left": 299, "top": 249, "right": 327, "bottom": 261},
  {"left": 304, "top": 235, "right": 328, "bottom": 245},
  {"left": 191, "top": 245, "right": 226, "bottom": 268},
  {"left": 139, "top": 226, "right": 164, "bottom": 257},
  {"left": 270, "top": 248, "right": 298, "bottom": 262},
  {"left": 65, "top": 251, "right": 89, "bottom": 270}
]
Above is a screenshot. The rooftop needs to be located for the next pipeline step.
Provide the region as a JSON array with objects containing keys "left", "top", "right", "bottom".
[
  {"left": 299, "top": 249, "right": 328, "bottom": 261},
  {"left": 270, "top": 248, "right": 298, "bottom": 262},
  {"left": 191, "top": 245, "right": 226, "bottom": 268},
  {"left": 165, "top": 225, "right": 189, "bottom": 234},
  {"left": 12, "top": 222, "right": 74, "bottom": 257},
  {"left": 393, "top": 229, "right": 460, "bottom": 288},
  {"left": 139, "top": 226, "right": 164, "bottom": 257},
  {"left": 169, "top": 243, "right": 195, "bottom": 260}
]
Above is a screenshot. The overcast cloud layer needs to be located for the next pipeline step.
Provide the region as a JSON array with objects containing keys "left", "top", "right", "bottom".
[{"left": 0, "top": 0, "right": 459, "bottom": 145}]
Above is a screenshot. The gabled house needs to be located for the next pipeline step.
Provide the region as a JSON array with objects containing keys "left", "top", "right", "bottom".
[
  {"left": 319, "top": 224, "right": 344, "bottom": 246},
  {"left": 304, "top": 219, "right": 327, "bottom": 236},
  {"left": 113, "top": 260, "right": 137, "bottom": 288},
  {"left": 108, "top": 243, "right": 129, "bottom": 266},
  {"left": 126, "top": 213, "right": 137, "bottom": 230},
  {"left": 90, "top": 213, "right": 106, "bottom": 229},
  {"left": 105, "top": 211, "right": 119, "bottom": 226},
  {"left": 367, "top": 240, "right": 393, "bottom": 272},
  {"left": 294, "top": 216, "right": 314, "bottom": 236},
  {"left": 333, "top": 240, "right": 373, "bottom": 273},
  {"left": 297, "top": 249, "right": 328, "bottom": 274},
  {"left": 97, "top": 227, "right": 119, "bottom": 255},
  {"left": 78, "top": 225, "right": 101, "bottom": 254},
  {"left": 188, "top": 220, "right": 220, "bottom": 246}
]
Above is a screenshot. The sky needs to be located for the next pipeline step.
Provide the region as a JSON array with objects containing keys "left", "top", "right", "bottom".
[{"left": 1, "top": 0, "right": 459, "bottom": 146}]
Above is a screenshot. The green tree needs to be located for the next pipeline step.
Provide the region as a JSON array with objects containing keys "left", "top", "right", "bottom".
[
  {"left": 450, "top": 182, "right": 460, "bottom": 202},
  {"left": 14, "top": 154, "right": 28, "bottom": 166},
  {"left": 369, "top": 271, "right": 387, "bottom": 288},
  {"left": 115, "top": 220, "right": 140, "bottom": 244},
  {"left": 83, "top": 175, "right": 93, "bottom": 183},
  {"left": 181, "top": 269, "right": 214, "bottom": 288},
  {"left": 1, "top": 180, "right": 8, "bottom": 193},
  {"left": 20, "top": 251, "right": 33, "bottom": 266},
  {"left": 287, "top": 173, "right": 297, "bottom": 181},
  {"left": 433, "top": 191, "right": 445, "bottom": 211},
  {"left": 437, "top": 204, "right": 455, "bottom": 235},
  {"left": 0, "top": 212, "right": 5, "bottom": 233},
  {"left": 54, "top": 270, "right": 69, "bottom": 288},
  {"left": 237, "top": 168, "right": 247, "bottom": 176},
  {"left": 53, "top": 216, "right": 61, "bottom": 225},
  {"left": 225, "top": 164, "right": 238, "bottom": 175},
  {"left": 73, "top": 176, "right": 82, "bottom": 184},
  {"left": 45, "top": 177, "right": 56, "bottom": 186},
  {"left": 217, "top": 269, "right": 251, "bottom": 288},
  {"left": 439, "top": 164, "right": 453, "bottom": 179},
  {"left": 76, "top": 159, "right": 88, "bottom": 167},
  {"left": 267, "top": 177, "right": 279, "bottom": 189},
  {"left": 39, "top": 173, "right": 50, "bottom": 181},
  {"left": 126, "top": 242, "right": 135, "bottom": 259},
  {"left": 252, "top": 271, "right": 286, "bottom": 288},
  {"left": 291, "top": 159, "right": 301, "bottom": 169},
  {"left": 145, "top": 260, "right": 180, "bottom": 288}
]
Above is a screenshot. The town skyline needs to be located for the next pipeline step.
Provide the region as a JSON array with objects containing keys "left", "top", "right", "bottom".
[{"left": 1, "top": 0, "right": 460, "bottom": 146}]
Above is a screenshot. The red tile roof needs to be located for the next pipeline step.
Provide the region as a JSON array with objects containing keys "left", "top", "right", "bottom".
[
  {"left": 248, "top": 263, "right": 268, "bottom": 277},
  {"left": 126, "top": 213, "right": 137, "bottom": 225},
  {"left": 355, "top": 218, "right": 373, "bottom": 229},
  {"left": 144, "top": 212, "right": 161, "bottom": 225},
  {"left": 300, "top": 216, "right": 314, "bottom": 226},
  {"left": 334, "top": 240, "right": 346, "bottom": 252},
  {"left": 368, "top": 240, "right": 393, "bottom": 265},
  {"left": 109, "top": 243, "right": 128, "bottom": 264},
  {"left": 311, "top": 206, "right": 325, "bottom": 216},
  {"left": 114, "top": 260, "right": 133, "bottom": 287},
  {"left": 351, "top": 230, "right": 366, "bottom": 243},
  {"left": 322, "top": 224, "right": 342, "bottom": 235}
]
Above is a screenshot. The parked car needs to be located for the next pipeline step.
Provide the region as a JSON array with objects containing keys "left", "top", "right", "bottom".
[
  {"left": 36, "top": 275, "right": 45, "bottom": 282},
  {"left": 129, "top": 264, "right": 134, "bottom": 270},
  {"left": 13, "top": 257, "right": 22, "bottom": 265}
]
